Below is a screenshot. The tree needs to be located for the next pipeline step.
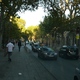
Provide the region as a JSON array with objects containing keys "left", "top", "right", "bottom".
[
  {"left": 14, "top": 17, "right": 26, "bottom": 32},
  {"left": 1, "top": 0, "right": 80, "bottom": 47},
  {"left": 26, "top": 26, "right": 40, "bottom": 41},
  {"left": 39, "top": 0, "right": 80, "bottom": 34}
]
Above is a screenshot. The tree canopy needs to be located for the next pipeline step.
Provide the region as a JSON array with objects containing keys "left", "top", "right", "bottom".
[
  {"left": 39, "top": 0, "right": 80, "bottom": 37},
  {"left": 1, "top": 0, "right": 80, "bottom": 46}
]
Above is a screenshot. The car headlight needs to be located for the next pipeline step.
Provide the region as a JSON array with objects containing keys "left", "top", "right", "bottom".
[
  {"left": 44, "top": 53, "right": 48, "bottom": 55},
  {"left": 54, "top": 53, "right": 57, "bottom": 55}
]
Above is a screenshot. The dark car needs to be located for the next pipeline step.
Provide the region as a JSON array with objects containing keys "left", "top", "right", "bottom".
[
  {"left": 31, "top": 43, "right": 40, "bottom": 52},
  {"left": 59, "top": 45, "right": 79, "bottom": 59},
  {"left": 38, "top": 46, "right": 57, "bottom": 60}
]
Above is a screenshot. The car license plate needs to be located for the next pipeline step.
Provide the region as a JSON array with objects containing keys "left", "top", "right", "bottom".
[{"left": 49, "top": 55, "right": 54, "bottom": 57}]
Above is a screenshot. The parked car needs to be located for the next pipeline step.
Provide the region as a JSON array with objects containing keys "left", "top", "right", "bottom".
[
  {"left": 74, "top": 64, "right": 80, "bottom": 80},
  {"left": 25, "top": 40, "right": 29, "bottom": 44},
  {"left": 29, "top": 40, "right": 33, "bottom": 45},
  {"left": 31, "top": 43, "right": 40, "bottom": 52},
  {"left": 38, "top": 46, "right": 57, "bottom": 60},
  {"left": 59, "top": 45, "right": 79, "bottom": 59}
]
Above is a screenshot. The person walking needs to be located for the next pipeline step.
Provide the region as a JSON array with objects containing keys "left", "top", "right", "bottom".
[
  {"left": 6, "top": 40, "right": 14, "bottom": 62},
  {"left": 18, "top": 40, "right": 21, "bottom": 52}
]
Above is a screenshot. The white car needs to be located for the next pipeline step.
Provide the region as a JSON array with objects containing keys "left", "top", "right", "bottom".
[{"left": 74, "top": 65, "right": 80, "bottom": 80}]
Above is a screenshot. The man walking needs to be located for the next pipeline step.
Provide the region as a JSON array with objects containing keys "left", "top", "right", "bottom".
[
  {"left": 18, "top": 40, "right": 21, "bottom": 52},
  {"left": 6, "top": 40, "right": 14, "bottom": 62}
]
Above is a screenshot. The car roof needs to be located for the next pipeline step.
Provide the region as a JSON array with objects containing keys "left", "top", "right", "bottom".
[
  {"left": 42, "top": 46, "right": 54, "bottom": 50},
  {"left": 62, "top": 45, "right": 78, "bottom": 49},
  {"left": 62, "top": 45, "right": 67, "bottom": 47}
]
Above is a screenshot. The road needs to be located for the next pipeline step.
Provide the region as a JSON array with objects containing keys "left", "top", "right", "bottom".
[
  {"left": 0, "top": 44, "right": 56, "bottom": 80},
  {"left": 26, "top": 44, "right": 80, "bottom": 80}
]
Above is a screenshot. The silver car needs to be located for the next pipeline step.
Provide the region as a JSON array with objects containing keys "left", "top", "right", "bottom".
[{"left": 74, "top": 65, "right": 80, "bottom": 80}]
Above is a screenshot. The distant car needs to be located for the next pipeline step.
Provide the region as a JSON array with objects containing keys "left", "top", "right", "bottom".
[
  {"left": 31, "top": 43, "right": 40, "bottom": 52},
  {"left": 26, "top": 40, "right": 29, "bottom": 44},
  {"left": 74, "top": 65, "right": 80, "bottom": 80},
  {"left": 59, "top": 45, "right": 79, "bottom": 59},
  {"left": 38, "top": 46, "right": 57, "bottom": 60}
]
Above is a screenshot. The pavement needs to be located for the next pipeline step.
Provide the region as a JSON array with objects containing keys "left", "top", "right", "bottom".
[{"left": 0, "top": 43, "right": 56, "bottom": 80}]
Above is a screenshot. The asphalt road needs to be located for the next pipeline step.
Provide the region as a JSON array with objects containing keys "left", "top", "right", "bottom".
[
  {"left": 0, "top": 44, "right": 56, "bottom": 80},
  {"left": 26, "top": 43, "right": 80, "bottom": 80}
]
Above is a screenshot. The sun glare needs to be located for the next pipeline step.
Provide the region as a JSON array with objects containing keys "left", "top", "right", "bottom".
[
  {"left": 18, "top": 7, "right": 47, "bottom": 28},
  {"left": 65, "top": 9, "right": 70, "bottom": 17}
]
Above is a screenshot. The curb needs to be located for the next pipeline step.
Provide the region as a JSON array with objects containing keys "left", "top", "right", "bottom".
[{"left": 24, "top": 45, "right": 58, "bottom": 80}]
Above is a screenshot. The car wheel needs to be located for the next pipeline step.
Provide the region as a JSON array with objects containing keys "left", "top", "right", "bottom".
[
  {"left": 32, "top": 49, "right": 35, "bottom": 52},
  {"left": 38, "top": 54, "right": 45, "bottom": 60},
  {"left": 63, "top": 54, "right": 67, "bottom": 59},
  {"left": 75, "top": 56, "right": 79, "bottom": 60},
  {"left": 74, "top": 76, "right": 78, "bottom": 80}
]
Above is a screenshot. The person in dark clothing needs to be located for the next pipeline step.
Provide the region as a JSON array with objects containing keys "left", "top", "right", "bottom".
[{"left": 18, "top": 40, "right": 21, "bottom": 52}]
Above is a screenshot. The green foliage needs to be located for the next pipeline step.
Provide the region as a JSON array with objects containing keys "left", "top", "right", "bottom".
[
  {"left": 14, "top": 17, "right": 26, "bottom": 32},
  {"left": 39, "top": 0, "right": 80, "bottom": 37},
  {"left": 26, "top": 25, "right": 40, "bottom": 40},
  {"left": 2, "top": 16, "right": 27, "bottom": 46},
  {"left": 5, "top": 21, "right": 21, "bottom": 40},
  {"left": 2, "top": 0, "right": 40, "bottom": 17},
  {"left": 1, "top": 0, "right": 80, "bottom": 44}
]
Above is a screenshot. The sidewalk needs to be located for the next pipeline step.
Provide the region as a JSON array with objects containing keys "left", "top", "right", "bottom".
[{"left": 0, "top": 44, "right": 56, "bottom": 80}]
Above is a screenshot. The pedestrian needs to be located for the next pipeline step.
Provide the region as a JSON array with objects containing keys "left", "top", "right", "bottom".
[
  {"left": 6, "top": 40, "right": 14, "bottom": 62},
  {"left": 18, "top": 40, "right": 21, "bottom": 52}
]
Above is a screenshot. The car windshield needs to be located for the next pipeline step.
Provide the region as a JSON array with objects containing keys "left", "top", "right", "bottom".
[
  {"left": 68, "top": 46, "right": 77, "bottom": 51},
  {"left": 42, "top": 47, "right": 54, "bottom": 52},
  {"left": 63, "top": 45, "right": 67, "bottom": 47},
  {"left": 34, "top": 44, "right": 39, "bottom": 47}
]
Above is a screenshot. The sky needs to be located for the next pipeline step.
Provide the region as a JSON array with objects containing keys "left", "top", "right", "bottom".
[
  {"left": 18, "top": 7, "right": 47, "bottom": 28},
  {"left": 18, "top": 7, "right": 69, "bottom": 28}
]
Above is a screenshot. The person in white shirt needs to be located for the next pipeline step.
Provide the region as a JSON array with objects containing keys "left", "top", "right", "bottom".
[{"left": 6, "top": 40, "right": 14, "bottom": 62}]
